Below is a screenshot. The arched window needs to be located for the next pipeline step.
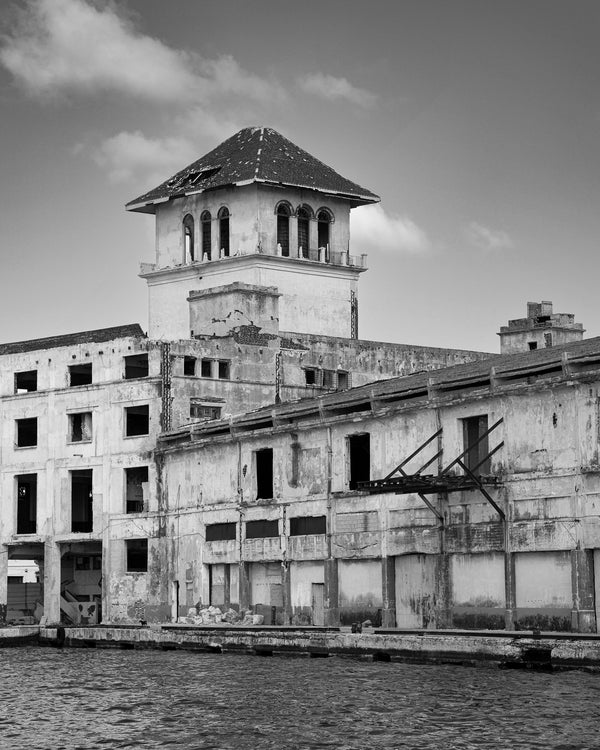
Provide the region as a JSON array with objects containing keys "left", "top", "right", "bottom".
[
  {"left": 183, "top": 214, "right": 195, "bottom": 263},
  {"left": 297, "top": 206, "right": 310, "bottom": 259},
  {"left": 276, "top": 203, "right": 291, "bottom": 256},
  {"left": 218, "top": 207, "right": 230, "bottom": 257},
  {"left": 201, "top": 210, "right": 211, "bottom": 260},
  {"left": 317, "top": 210, "right": 332, "bottom": 259}
]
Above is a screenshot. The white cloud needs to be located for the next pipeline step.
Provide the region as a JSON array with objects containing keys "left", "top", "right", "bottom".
[
  {"left": 466, "top": 222, "right": 514, "bottom": 251},
  {"left": 0, "top": 0, "right": 283, "bottom": 104},
  {"left": 92, "top": 130, "right": 196, "bottom": 185},
  {"left": 298, "top": 73, "right": 377, "bottom": 108},
  {"left": 350, "top": 204, "right": 429, "bottom": 255}
]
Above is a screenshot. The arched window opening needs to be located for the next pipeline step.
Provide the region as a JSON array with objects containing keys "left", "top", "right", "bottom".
[
  {"left": 183, "top": 214, "right": 195, "bottom": 263},
  {"left": 276, "top": 203, "right": 290, "bottom": 256},
  {"left": 201, "top": 210, "right": 211, "bottom": 260},
  {"left": 297, "top": 207, "right": 310, "bottom": 259},
  {"left": 218, "top": 207, "right": 230, "bottom": 257},
  {"left": 317, "top": 210, "right": 332, "bottom": 261}
]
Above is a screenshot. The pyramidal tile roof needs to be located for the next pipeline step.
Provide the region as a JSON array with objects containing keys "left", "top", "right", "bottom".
[{"left": 127, "top": 127, "right": 380, "bottom": 212}]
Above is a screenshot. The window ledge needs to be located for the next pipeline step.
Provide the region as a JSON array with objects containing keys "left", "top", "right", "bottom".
[
  {"left": 67, "top": 439, "right": 93, "bottom": 445},
  {"left": 123, "top": 434, "right": 150, "bottom": 439},
  {"left": 14, "top": 445, "right": 37, "bottom": 450}
]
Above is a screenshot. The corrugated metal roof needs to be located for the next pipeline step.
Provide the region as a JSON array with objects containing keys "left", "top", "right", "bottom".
[
  {"left": 127, "top": 127, "right": 380, "bottom": 211},
  {"left": 0, "top": 324, "right": 145, "bottom": 355}
]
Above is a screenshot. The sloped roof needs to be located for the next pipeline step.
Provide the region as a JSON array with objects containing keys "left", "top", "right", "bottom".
[
  {"left": 0, "top": 324, "right": 145, "bottom": 356},
  {"left": 127, "top": 127, "right": 380, "bottom": 212}
]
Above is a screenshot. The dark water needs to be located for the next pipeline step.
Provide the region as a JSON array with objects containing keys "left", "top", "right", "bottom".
[{"left": 1, "top": 647, "right": 599, "bottom": 750}]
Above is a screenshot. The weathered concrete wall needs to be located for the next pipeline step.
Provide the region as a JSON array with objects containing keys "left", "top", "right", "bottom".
[
  {"left": 515, "top": 551, "right": 572, "bottom": 630},
  {"left": 338, "top": 559, "right": 383, "bottom": 626},
  {"left": 452, "top": 553, "right": 505, "bottom": 629}
]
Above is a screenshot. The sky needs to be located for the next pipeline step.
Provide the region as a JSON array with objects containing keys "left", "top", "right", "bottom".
[{"left": 1, "top": 0, "right": 599, "bottom": 353}]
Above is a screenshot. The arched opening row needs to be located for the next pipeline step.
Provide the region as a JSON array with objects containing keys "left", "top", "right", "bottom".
[
  {"left": 183, "top": 208, "right": 230, "bottom": 263},
  {"left": 276, "top": 203, "right": 333, "bottom": 259}
]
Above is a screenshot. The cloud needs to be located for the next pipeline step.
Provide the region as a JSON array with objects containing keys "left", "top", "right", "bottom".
[
  {"left": 298, "top": 73, "right": 377, "bottom": 108},
  {"left": 91, "top": 130, "right": 197, "bottom": 185},
  {"left": 466, "top": 222, "right": 514, "bottom": 251},
  {"left": 0, "top": 0, "right": 283, "bottom": 104},
  {"left": 350, "top": 204, "right": 429, "bottom": 255}
]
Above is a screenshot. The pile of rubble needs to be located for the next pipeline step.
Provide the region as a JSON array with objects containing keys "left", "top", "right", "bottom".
[{"left": 181, "top": 606, "right": 264, "bottom": 626}]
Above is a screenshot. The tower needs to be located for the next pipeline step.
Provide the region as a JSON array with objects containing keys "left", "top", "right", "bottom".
[{"left": 127, "top": 127, "right": 379, "bottom": 340}]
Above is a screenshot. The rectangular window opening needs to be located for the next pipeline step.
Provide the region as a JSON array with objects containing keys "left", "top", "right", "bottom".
[
  {"left": 290, "top": 516, "right": 326, "bottom": 536},
  {"left": 126, "top": 539, "right": 148, "bottom": 572},
  {"left": 337, "top": 371, "right": 349, "bottom": 390},
  {"left": 304, "top": 368, "right": 318, "bottom": 386},
  {"left": 16, "top": 474, "right": 37, "bottom": 534},
  {"left": 246, "top": 519, "right": 279, "bottom": 539},
  {"left": 462, "top": 415, "right": 490, "bottom": 474},
  {"left": 125, "top": 466, "right": 149, "bottom": 513},
  {"left": 15, "top": 370, "right": 37, "bottom": 394},
  {"left": 69, "top": 363, "right": 92, "bottom": 387},
  {"left": 528, "top": 341, "right": 538, "bottom": 351},
  {"left": 190, "top": 401, "right": 222, "bottom": 421},
  {"left": 218, "top": 360, "right": 230, "bottom": 380},
  {"left": 201, "top": 358, "right": 212, "bottom": 377},
  {"left": 206, "top": 522, "right": 236, "bottom": 542},
  {"left": 125, "top": 405, "right": 150, "bottom": 437},
  {"left": 183, "top": 356, "right": 196, "bottom": 376},
  {"left": 69, "top": 412, "right": 92, "bottom": 443},
  {"left": 124, "top": 353, "right": 149, "bottom": 379},
  {"left": 322, "top": 369, "right": 335, "bottom": 389},
  {"left": 16, "top": 417, "right": 37, "bottom": 448},
  {"left": 71, "top": 468, "right": 93, "bottom": 533},
  {"left": 256, "top": 448, "right": 274, "bottom": 499},
  {"left": 348, "top": 433, "right": 370, "bottom": 490}
]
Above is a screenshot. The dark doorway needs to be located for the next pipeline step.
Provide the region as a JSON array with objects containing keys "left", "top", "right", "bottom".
[
  {"left": 348, "top": 433, "right": 370, "bottom": 490},
  {"left": 71, "top": 469, "right": 93, "bottom": 533}
]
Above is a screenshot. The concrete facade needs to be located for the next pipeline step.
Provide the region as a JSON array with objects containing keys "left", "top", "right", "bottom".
[
  {"left": 151, "top": 336, "right": 600, "bottom": 633},
  {"left": 0, "top": 127, "right": 492, "bottom": 627}
]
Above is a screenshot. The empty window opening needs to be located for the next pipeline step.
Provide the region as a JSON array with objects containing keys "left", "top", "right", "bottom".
[
  {"left": 256, "top": 448, "right": 274, "bottom": 499},
  {"left": 206, "top": 522, "right": 237, "bottom": 542},
  {"left": 16, "top": 418, "right": 37, "bottom": 448},
  {"left": 126, "top": 539, "right": 148, "bottom": 572},
  {"left": 190, "top": 401, "right": 222, "bottom": 420},
  {"left": 276, "top": 203, "right": 290, "bottom": 256},
  {"left": 69, "top": 412, "right": 92, "bottom": 443},
  {"left": 317, "top": 210, "right": 331, "bottom": 255},
  {"left": 337, "top": 371, "right": 349, "bottom": 390},
  {"left": 218, "top": 207, "right": 230, "bottom": 256},
  {"left": 297, "top": 207, "right": 310, "bottom": 258},
  {"left": 125, "top": 466, "right": 148, "bottom": 513},
  {"left": 348, "top": 433, "right": 370, "bottom": 490},
  {"left": 15, "top": 370, "right": 37, "bottom": 394},
  {"left": 528, "top": 341, "right": 538, "bottom": 351},
  {"left": 290, "top": 515, "right": 326, "bottom": 536},
  {"left": 71, "top": 469, "right": 93, "bottom": 533},
  {"left": 201, "top": 358, "right": 213, "bottom": 377},
  {"left": 183, "top": 356, "right": 196, "bottom": 376},
  {"left": 183, "top": 213, "right": 195, "bottom": 262},
  {"left": 69, "top": 363, "right": 92, "bottom": 387},
  {"left": 124, "top": 353, "right": 149, "bottom": 379},
  {"left": 544, "top": 332, "right": 553, "bottom": 348},
  {"left": 125, "top": 405, "right": 150, "bottom": 437},
  {"left": 462, "top": 415, "right": 490, "bottom": 474},
  {"left": 201, "top": 210, "right": 211, "bottom": 260},
  {"left": 246, "top": 519, "right": 279, "bottom": 539},
  {"left": 218, "top": 360, "right": 230, "bottom": 379},
  {"left": 16, "top": 474, "right": 37, "bottom": 534},
  {"left": 305, "top": 368, "right": 318, "bottom": 386}
]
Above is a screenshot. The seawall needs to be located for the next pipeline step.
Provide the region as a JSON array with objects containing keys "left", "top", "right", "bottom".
[{"left": 13, "top": 625, "right": 600, "bottom": 671}]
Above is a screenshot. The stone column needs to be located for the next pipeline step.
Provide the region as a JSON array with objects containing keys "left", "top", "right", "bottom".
[
  {"left": 281, "top": 562, "right": 292, "bottom": 625},
  {"left": 435, "top": 552, "right": 453, "bottom": 628},
  {"left": 323, "top": 558, "right": 339, "bottom": 626},
  {"left": 571, "top": 549, "right": 596, "bottom": 633},
  {"left": 309, "top": 219, "right": 318, "bottom": 258},
  {"left": 239, "top": 561, "right": 251, "bottom": 613},
  {"left": 290, "top": 217, "right": 299, "bottom": 258},
  {"left": 381, "top": 556, "right": 396, "bottom": 628},
  {"left": 0, "top": 545, "right": 8, "bottom": 624},
  {"left": 43, "top": 541, "right": 62, "bottom": 625}
]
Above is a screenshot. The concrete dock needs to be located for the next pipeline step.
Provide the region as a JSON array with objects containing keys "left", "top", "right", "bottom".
[{"left": 0, "top": 625, "right": 596, "bottom": 671}]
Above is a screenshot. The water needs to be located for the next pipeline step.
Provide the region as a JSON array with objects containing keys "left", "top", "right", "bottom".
[{"left": 1, "top": 647, "right": 599, "bottom": 750}]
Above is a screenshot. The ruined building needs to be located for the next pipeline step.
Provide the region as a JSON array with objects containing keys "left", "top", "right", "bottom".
[{"left": 0, "top": 127, "right": 489, "bottom": 625}]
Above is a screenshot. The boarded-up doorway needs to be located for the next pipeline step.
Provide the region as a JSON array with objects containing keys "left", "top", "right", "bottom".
[{"left": 312, "top": 583, "right": 325, "bottom": 627}]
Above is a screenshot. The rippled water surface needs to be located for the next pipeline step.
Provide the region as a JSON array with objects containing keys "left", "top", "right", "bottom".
[{"left": 1, "top": 647, "right": 599, "bottom": 749}]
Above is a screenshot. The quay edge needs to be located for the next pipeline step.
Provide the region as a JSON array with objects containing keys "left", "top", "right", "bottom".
[{"left": 7, "top": 626, "right": 596, "bottom": 671}]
